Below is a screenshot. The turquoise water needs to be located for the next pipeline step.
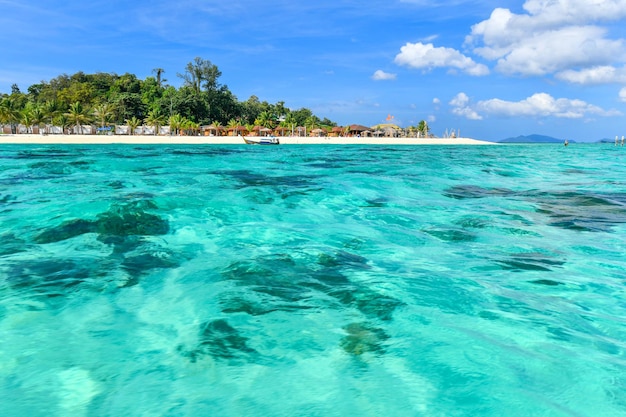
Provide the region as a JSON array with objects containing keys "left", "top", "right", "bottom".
[{"left": 1, "top": 143, "right": 625, "bottom": 416}]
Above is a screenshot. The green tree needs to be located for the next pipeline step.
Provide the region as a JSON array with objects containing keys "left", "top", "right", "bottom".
[
  {"left": 125, "top": 116, "right": 142, "bottom": 135},
  {"left": 111, "top": 92, "right": 144, "bottom": 124},
  {"left": 57, "top": 82, "right": 96, "bottom": 107},
  {"left": 43, "top": 100, "right": 63, "bottom": 134},
  {"left": 226, "top": 118, "right": 238, "bottom": 129},
  {"left": 53, "top": 113, "right": 70, "bottom": 135},
  {"left": 291, "top": 107, "right": 314, "bottom": 127},
  {"left": 182, "top": 118, "right": 199, "bottom": 136},
  {"left": 178, "top": 57, "right": 221, "bottom": 94},
  {"left": 144, "top": 109, "right": 166, "bottom": 135},
  {"left": 20, "top": 107, "right": 35, "bottom": 133},
  {"left": 0, "top": 97, "right": 21, "bottom": 133},
  {"left": 255, "top": 110, "right": 275, "bottom": 128},
  {"left": 305, "top": 115, "right": 318, "bottom": 135},
  {"left": 169, "top": 113, "right": 184, "bottom": 136},
  {"left": 29, "top": 103, "right": 46, "bottom": 133},
  {"left": 281, "top": 112, "right": 297, "bottom": 136},
  {"left": 417, "top": 120, "right": 430, "bottom": 137},
  {"left": 66, "top": 102, "right": 91, "bottom": 134},
  {"left": 152, "top": 68, "right": 166, "bottom": 88},
  {"left": 93, "top": 103, "right": 114, "bottom": 131}
]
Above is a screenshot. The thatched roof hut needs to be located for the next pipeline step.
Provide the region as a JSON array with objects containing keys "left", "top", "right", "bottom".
[
  {"left": 348, "top": 124, "right": 369, "bottom": 137},
  {"left": 226, "top": 125, "right": 248, "bottom": 136}
]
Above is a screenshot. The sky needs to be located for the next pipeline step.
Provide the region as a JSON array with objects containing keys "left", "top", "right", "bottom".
[{"left": 1, "top": 0, "right": 626, "bottom": 141}]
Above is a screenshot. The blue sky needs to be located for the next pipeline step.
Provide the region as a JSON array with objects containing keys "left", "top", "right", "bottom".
[{"left": 1, "top": 0, "right": 625, "bottom": 141}]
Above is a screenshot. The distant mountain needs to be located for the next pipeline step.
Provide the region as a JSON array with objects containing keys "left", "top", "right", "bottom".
[
  {"left": 597, "top": 137, "right": 625, "bottom": 143},
  {"left": 499, "top": 134, "right": 564, "bottom": 143}
]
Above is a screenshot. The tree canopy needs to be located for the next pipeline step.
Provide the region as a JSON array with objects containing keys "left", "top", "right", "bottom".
[{"left": 0, "top": 57, "right": 334, "bottom": 131}]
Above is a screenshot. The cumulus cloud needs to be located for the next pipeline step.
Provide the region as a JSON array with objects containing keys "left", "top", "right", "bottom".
[
  {"left": 556, "top": 65, "right": 626, "bottom": 84},
  {"left": 450, "top": 92, "right": 620, "bottom": 119},
  {"left": 371, "top": 70, "right": 397, "bottom": 80},
  {"left": 450, "top": 93, "right": 483, "bottom": 120},
  {"left": 394, "top": 42, "right": 489, "bottom": 76},
  {"left": 465, "top": 0, "right": 626, "bottom": 80},
  {"left": 620, "top": 87, "right": 626, "bottom": 102}
]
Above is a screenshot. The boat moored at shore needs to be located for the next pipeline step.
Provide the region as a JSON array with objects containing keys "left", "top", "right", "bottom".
[{"left": 242, "top": 135, "right": 280, "bottom": 145}]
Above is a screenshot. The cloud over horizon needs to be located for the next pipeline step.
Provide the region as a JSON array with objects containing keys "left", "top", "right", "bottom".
[
  {"left": 450, "top": 92, "right": 621, "bottom": 120},
  {"left": 394, "top": 42, "right": 489, "bottom": 76}
]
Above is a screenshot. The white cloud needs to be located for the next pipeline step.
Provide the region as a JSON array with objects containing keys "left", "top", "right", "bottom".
[
  {"left": 371, "top": 70, "right": 396, "bottom": 80},
  {"left": 465, "top": 0, "right": 626, "bottom": 79},
  {"left": 556, "top": 65, "right": 626, "bottom": 84},
  {"left": 620, "top": 87, "right": 626, "bottom": 102},
  {"left": 450, "top": 92, "right": 621, "bottom": 120},
  {"left": 450, "top": 93, "right": 483, "bottom": 120},
  {"left": 394, "top": 42, "right": 489, "bottom": 76}
]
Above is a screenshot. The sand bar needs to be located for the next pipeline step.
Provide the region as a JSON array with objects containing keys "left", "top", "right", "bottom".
[{"left": 0, "top": 134, "right": 495, "bottom": 145}]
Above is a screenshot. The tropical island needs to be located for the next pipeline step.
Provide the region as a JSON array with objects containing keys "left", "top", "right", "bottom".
[{"left": 0, "top": 57, "right": 490, "bottom": 145}]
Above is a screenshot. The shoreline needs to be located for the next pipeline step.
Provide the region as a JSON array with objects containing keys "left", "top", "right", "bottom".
[{"left": 0, "top": 134, "right": 496, "bottom": 145}]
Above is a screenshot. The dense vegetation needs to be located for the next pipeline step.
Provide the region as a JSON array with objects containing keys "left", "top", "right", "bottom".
[{"left": 0, "top": 57, "right": 337, "bottom": 134}]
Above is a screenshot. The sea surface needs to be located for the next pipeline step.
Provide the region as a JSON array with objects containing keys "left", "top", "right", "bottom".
[{"left": 1, "top": 143, "right": 625, "bottom": 417}]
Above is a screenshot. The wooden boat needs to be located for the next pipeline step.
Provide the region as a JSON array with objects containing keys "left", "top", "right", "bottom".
[{"left": 242, "top": 135, "right": 280, "bottom": 145}]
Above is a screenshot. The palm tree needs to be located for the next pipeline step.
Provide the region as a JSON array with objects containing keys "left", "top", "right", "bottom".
[
  {"left": 152, "top": 68, "right": 166, "bottom": 88},
  {"left": 305, "top": 116, "right": 317, "bottom": 136},
  {"left": 43, "top": 100, "right": 62, "bottom": 134},
  {"left": 417, "top": 120, "right": 430, "bottom": 138},
  {"left": 182, "top": 119, "right": 199, "bottom": 136},
  {"left": 255, "top": 110, "right": 275, "bottom": 129},
  {"left": 93, "top": 103, "right": 114, "bottom": 134},
  {"left": 144, "top": 109, "right": 166, "bottom": 135},
  {"left": 125, "top": 116, "right": 142, "bottom": 135},
  {"left": 0, "top": 97, "right": 21, "bottom": 134},
  {"left": 66, "top": 102, "right": 91, "bottom": 134},
  {"left": 281, "top": 112, "right": 297, "bottom": 136},
  {"left": 29, "top": 103, "right": 46, "bottom": 134},
  {"left": 20, "top": 107, "right": 35, "bottom": 133},
  {"left": 169, "top": 113, "right": 184, "bottom": 136},
  {"left": 226, "top": 118, "right": 238, "bottom": 129},
  {"left": 53, "top": 114, "right": 70, "bottom": 135}
]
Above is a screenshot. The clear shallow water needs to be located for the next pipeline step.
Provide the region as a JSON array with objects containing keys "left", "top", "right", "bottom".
[{"left": 1, "top": 143, "right": 625, "bottom": 416}]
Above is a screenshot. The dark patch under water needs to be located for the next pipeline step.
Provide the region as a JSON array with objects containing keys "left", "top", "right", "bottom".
[
  {"left": 216, "top": 170, "right": 300, "bottom": 188},
  {"left": 35, "top": 199, "right": 169, "bottom": 244},
  {"left": 496, "top": 253, "right": 565, "bottom": 272},
  {"left": 423, "top": 228, "right": 478, "bottom": 243},
  {"left": 190, "top": 249, "right": 405, "bottom": 362},
  {"left": 5, "top": 258, "right": 98, "bottom": 297},
  {"left": 179, "top": 319, "right": 258, "bottom": 363},
  {"left": 532, "top": 191, "right": 626, "bottom": 232},
  {"left": 340, "top": 322, "right": 389, "bottom": 356},
  {"left": 530, "top": 279, "right": 563, "bottom": 286},
  {"left": 443, "top": 185, "right": 515, "bottom": 199},
  {"left": 18, "top": 199, "right": 177, "bottom": 292},
  {"left": 444, "top": 185, "right": 626, "bottom": 232}
]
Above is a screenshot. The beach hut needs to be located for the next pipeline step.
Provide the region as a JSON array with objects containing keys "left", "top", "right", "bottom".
[
  {"left": 330, "top": 126, "right": 343, "bottom": 137},
  {"left": 201, "top": 124, "right": 223, "bottom": 136},
  {"left": 348, "top": 124, "right": 369, "bottom": 137},
  {"left": 273, "top": 126, "right": 290, "bottom": 136},
  {"left": 227, "top": 125, "right": 248, "bottom": 136},
  {"left": 311, "top": 128, "right": 326, "bottom": 137},
  {"left": 251, "top": 125, "right": 262, "bottom": 136}
]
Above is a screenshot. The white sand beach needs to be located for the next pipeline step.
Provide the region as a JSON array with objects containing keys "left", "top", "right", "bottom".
[{"left": 0, "top": 134, "right": 495, "bottom": 145}]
